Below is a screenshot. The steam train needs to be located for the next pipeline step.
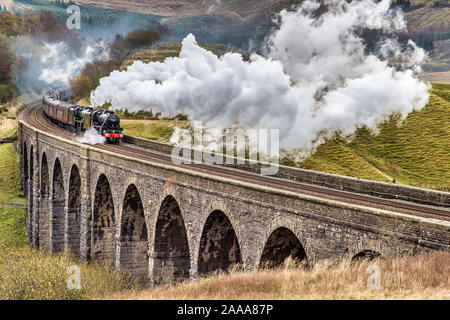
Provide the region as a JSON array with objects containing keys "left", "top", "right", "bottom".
[{"left": 43, "top": 88, "right": 123, "bottom": 144}]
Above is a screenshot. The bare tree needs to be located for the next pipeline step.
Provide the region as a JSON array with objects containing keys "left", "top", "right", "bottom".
[{"left": 0, "top": 37, "right": 15, "bottom": 83}]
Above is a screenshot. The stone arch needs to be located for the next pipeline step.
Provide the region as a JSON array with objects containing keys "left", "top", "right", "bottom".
[
  {"left": 52, "top": 158, "right": 65, "bottom": 252},
  {"left": 153, "top": 195, "right": 190, "bottom": 284},
  {"left": 259, "top": 227, "right": 307, "bottom": 268},
  {"left": 67, "top": 164, "right": 81, "bottom": 256},
  {"left": 198, "top": 210, "right": 241, "bottom": 275},
  {"left": 120, "top": 184, "right": 148, "bottom": 280},
  {"left": 39, "top": 152, "right": 50, "bottom": 250},
  {"left": 352, "top": 250, "right": 381, "bottom": 261},
  {"left": 92, "top": 174, "right": 115, "bottom": 265},
  {"left": 28, "top": 145, "right": 34, "bottom": 244}
]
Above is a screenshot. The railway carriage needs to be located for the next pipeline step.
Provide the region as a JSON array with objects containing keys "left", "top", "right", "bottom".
[{"left": 42, "top": 88, "right": 123, "bottom": 144}]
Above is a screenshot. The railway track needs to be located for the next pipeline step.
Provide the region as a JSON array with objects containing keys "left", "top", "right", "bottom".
[{"left": 21, "top": 103, "right": 450, "bottom": 222}]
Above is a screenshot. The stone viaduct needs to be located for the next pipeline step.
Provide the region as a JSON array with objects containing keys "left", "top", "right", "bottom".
[{"left": 18, "top": 120, "right": 450, "bottom": 283}]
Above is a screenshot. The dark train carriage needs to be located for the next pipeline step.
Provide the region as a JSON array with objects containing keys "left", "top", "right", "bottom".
[
  {"left": 44, "top": 98, "right": 57, "bottom": 120},
  {"left": 55, "top": 101, "right": 75, "bottom": 125}
]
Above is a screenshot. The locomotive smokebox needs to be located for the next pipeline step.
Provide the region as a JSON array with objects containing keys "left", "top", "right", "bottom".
[{"left": 107, "top": 114, "right": 120, "bottom": 128}]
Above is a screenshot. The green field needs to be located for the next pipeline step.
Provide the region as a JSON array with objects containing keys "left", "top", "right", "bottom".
[
  {"left": 0, "top": 143, "right": 23, "bottom": 203},
  {"left": 121, "top": 119, "right": 190, "bottom": 142},
  {"left": 0, "top": 206, "right": 27, "bottom": 247}
]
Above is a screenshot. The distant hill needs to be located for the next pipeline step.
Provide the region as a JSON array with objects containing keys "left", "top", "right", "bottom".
[
  {"left": 71, "top": 0, "right": 450, "bottom": 70},
  {"left": 72, "top": 0, "right": 301, "bottom": 21},
  {"left": 71, "top": 0, "right": 449, "bottom": 30}
]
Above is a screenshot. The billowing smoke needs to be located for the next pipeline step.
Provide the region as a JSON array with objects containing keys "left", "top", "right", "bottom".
[
  {"left": 77, "top": 127, "right": 106, "bottom": 145},
  {"left": 90, "top": 0, "right": 430, "bottom": 154},
  {"left": 39, "top": 41, "right": 109, "bottom": 85},
  {"left": 13, "top": 39, "right": 109, "bottom": 100}
]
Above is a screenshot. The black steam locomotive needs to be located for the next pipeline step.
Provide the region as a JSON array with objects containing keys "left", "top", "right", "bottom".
[{"left": 43, "top": 88, "right": 123, "bottom": 144}]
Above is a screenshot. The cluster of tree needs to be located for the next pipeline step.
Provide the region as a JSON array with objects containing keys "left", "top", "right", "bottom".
[
  {"left": 0, "top": 37, "right": 15, "bottom": 84},
  {"left": 0, "top": 36, "right": 14, "bottom": 103},
  {"left": 71, "top": 27, "right": 162, "bottom": 100},
  {"left": 114, "top": 108, "right": 188, "bottom": 121},
  {"left": 51, "top": 0, "right": 77, "bottom": 8},
  {"left": 0, "top": 10, "right": 85, "bottom": 103},
  {"left": 433, "top": 1, "right": 450, "bottom": 8},
  {"left": 21, "top": 10, "right": 81, "bottom": 46},
  {"left": 70, "top": 58, "right": 123, "bottom": 101},
  {"left": 1, "top": 10, "right": 81, "bottom": 45},
  {"left": 391, "top": 0, "right": 411, "bottom": 8},
  {"left": 0, "top": 83, "right": 13, "bottom": 103},
  {"left": 0, "top": 12, "right": 24, "bottom": 37},
  {"left": 110, "top": 28, "right": 161, "bottom": 58}
]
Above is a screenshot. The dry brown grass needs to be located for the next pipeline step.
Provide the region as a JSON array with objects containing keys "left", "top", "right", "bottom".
[
  {"left": 0, "top": 246, "right": 139, "bottom": 300},
  {"left": 0, "top": 119, "right": 17, "bottom": 140},
  {"left": 103, "top": 252, "right": 450, "bottom": 300},
  {"left": 420, "top": 72, "right": 450, "bottom": 83}
]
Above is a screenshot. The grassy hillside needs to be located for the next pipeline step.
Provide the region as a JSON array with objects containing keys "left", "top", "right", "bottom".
[
  {"left": 0, "top": 143, "right": 23, "bottom": 203},
  {"left": 296, "top": 82, "right": 450, "bottom": 191},
  {"left": 73, "top": 0, "right": 301, "bottom": 19},
  {"left": 122, "top": 42, "right": 248, "bottom": 69},
  {"left": 0, "top": 206, "right": 27, "bottom": 247},
  {"left": 121, "top": 119, "right": 190, "bottom": 142},
  {"left": 420, "top": 71, "right": 450, "bottom": 83},
  {"left": 407, "top": 1, "right": 450, "bottom": 31}
]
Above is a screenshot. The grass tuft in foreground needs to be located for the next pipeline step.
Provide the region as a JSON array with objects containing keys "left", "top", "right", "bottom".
[
  {"left": 104, "top": 251, "right": 450, "bottom": 300},
  {"left": 0, "top": 204, "right": 140, "bottom": 300},
  {"left": 0, "top": 245, "right": 139, "bottom": 300}
]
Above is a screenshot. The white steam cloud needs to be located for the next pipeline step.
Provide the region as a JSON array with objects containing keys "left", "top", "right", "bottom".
[
  {"left": 90, "top": 0, "right": 430, "bottom": 154},
  {"left": 39, "top": 41, "right": 110, "bottom": 86},
  {"left": 77, "top": 127, "right": 106, "bottom": 145}
]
